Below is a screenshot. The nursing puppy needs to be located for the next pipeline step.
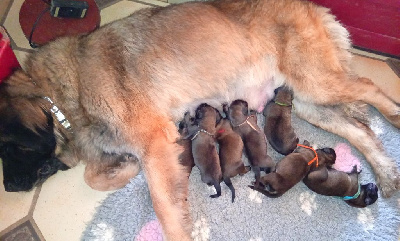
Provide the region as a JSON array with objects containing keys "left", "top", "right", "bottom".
[
  {"left": 190, "top": 104, "right": 222, "bottom": 199},
  {"left": 1, "top": 0, "right": 400, "bottom": 239},
  {"left": 263, "top": 86, "right": 299, "bottom": 155},
  {"left": 225, "top": 100, "right": 275, "bottom": 188},
  {"left": 177, "top": 113, "right": 195, "bottom": 178},
  {"left": 249, "top": 141, "right": 336, "bottom": 197},
  {"left": 215, "top": 117, "right": 250, "bottom": 202},
  {"left": 304, "top": 165, "right": 379, "bottom": 208}
]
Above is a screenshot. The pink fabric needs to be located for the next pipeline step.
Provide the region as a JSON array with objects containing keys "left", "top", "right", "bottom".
[
  {"left": 333, "top": 143, "right": 361, "bottom": 173},
  {"left": 135, "top": 220, "right": 163, "bottom": 241}
]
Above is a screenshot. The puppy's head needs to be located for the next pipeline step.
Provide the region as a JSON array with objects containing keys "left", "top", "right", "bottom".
[
  {"left": 195, "top": 103, "right": 221, "bottom": 127},
  {"left": 316, "top": 148, "right": 336, "bottom": 166},
  {"left": 227, "top": 99, "right": 248, "bottom": 122},
  {"left": 0, "top": 90, "right": 68, "bottom": 192},
  {"left": 273, "top": 86, "right": 293, "bottom": 104},
  {"left": 361, "top": 183, "right": 379, "bottom": 206},
  {"left": 346, "top": 183, "right": 378, "bottom": 208}
]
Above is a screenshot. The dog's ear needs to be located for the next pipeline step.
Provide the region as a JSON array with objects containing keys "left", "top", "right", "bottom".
[
  {"left": 303, "top": 140, "right": 310, "bottom": 146},
  {"left": 3, "top": 70, "right": 46, "bottom": 98}
]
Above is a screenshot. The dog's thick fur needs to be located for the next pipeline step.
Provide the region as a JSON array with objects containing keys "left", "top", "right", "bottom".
[
  {"left": 263, "top": 86, "right": 299, "bottom": 155},
  {"left": 0, "top": 0, "right": 399, "bottom": 239}
]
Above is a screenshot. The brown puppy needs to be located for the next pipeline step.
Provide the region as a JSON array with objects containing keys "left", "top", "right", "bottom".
[
  {"left": 225, "top": 100, "right": 275, "bottom": 188},
  {"left": 177, "top": 113, "right": 196, "bottom": 178},
  {"left": 215, "top": 118, "right": 250, "bottom": 202},
  {"left": 304, "top": 165, "right": 379, "bottom": 208},
  {"left": 189, "top": 103, "right": 222, "bottom": 199},
  {"left": 263, "top": 86, "right": 299, "bottom": 155},
  {"left": 2, "top": 0, "right": 400, "bottom": 238},
  {"left": 249, "top": 141, "right": 336, "bottom": 197}
]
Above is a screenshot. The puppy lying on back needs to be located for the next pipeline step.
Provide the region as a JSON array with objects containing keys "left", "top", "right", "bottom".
[
  {"left": 304, "top": 164, "right": 378, "bottom": 208},
  {"left": 177, "top": 112, "right": 196, "bottom": 178},
  {"left": 263, "top": 86, "right": 299, "bottom": 155},
  {"left": 225, "top": 100, "right": 275, "bottom": 188},
  {"left": 249, "top": 140, "right": 336, "bottom": 197},
  {"left": 215, "top": 117, "right": 250, "bottom": 202},
  {"left": 190, "top": 103, "right": 222, "bottom": 198}
]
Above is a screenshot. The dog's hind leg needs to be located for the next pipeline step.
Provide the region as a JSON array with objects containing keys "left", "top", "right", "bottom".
[
  {"left": 224, "top": 177, "right": 235, "bottom": 202},
  {"left": 141, "top": 134, "right": 192, "bottom": 241},
  {"left": 291, "top": 76, "right": 400, "bottom": 129},
  {"left": 293, "top": 99, "right": 400, "bottom": 197}
]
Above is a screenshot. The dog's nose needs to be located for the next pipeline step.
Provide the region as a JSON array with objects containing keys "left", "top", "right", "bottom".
[
  {"left": 4, "top": 182, "right": 24, "bottom": 192},
  {"left": 5, "top": 182, "right": 16, "bottom": 192}
]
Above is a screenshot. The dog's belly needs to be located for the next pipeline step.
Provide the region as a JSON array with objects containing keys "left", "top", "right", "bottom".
[{"left": 168, "top": 57, "right": 286, "bottom": 121}]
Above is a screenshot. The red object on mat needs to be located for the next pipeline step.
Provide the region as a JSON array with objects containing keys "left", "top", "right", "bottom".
[
  {"left": 0, "top": 28, "right": 21, "bottom": 82},
  {"left": 19, "top": 0, "right": 100, "bottom": 46}
]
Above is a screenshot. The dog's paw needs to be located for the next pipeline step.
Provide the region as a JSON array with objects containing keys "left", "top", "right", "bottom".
[
  {"left": 385, "top": 106, "right": 400, "bottom": 129},
  {"left": 376, "top": 168, "right": 400, "bottom": 198}
]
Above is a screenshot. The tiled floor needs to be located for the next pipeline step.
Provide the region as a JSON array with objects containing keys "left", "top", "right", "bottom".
[{"left": 0, "top": 0, "right": 399, "bottom": 241}]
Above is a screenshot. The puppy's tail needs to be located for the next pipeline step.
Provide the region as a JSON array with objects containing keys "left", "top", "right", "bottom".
[
  {"left": 248, "top": 185, "right": 282, "bottom": 198},
  {"left": 224, "top": 177, "right": 236, "bottom": 202},
  {"left": 210, "top": 180, "right": 222, "bottom": 199}
]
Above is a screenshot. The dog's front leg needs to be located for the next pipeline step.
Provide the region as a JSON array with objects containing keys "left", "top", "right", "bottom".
[
  {"left": 142, "top": 134, "right": 192, "bottom": 241},
  {"left": 293, "top": 99, "right": 400, "bottom": 198}
]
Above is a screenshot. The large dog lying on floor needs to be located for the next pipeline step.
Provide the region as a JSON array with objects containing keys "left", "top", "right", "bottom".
[{"left": 0, "top": 0, "right": 399, "bottom": 239}]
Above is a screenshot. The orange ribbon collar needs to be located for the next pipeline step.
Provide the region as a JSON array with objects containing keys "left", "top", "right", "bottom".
[{"left": 296, "top": 144, "right": 319, "bottom": 167}]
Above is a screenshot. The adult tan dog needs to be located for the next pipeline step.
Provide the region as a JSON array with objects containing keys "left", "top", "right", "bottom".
[{"left": 0, "top": 0, "right": 399, "bottom": 239}]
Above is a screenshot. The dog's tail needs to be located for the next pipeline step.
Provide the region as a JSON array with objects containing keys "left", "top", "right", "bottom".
[
  {"left": 210, "top": 180, "right": 222, "bottom": 199},
  {"left": 248, "top": 185, "right": 282, "bottom": 198},
  {"left": 224, "top": 177, "right": 236, "bottom": 202}
]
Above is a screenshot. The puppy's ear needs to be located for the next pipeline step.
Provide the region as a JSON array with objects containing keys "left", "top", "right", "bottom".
[
  {"left": 215, "top": 109, "right": 222, "bottom": 126},
  {"left": 195, "top": 108, "right": 203, "bottom": 120},
  {"left": 242, "top": 101, "right": 249, "bottom": 116},
  {"left": 303, "top": 140, "right": 310, "bottom": 146},
  {"left": 183, "top": 112, "right": 191, "bottom": 123},
  {"left": 222, "top": 103, "right": 229, "bottom": 115}
]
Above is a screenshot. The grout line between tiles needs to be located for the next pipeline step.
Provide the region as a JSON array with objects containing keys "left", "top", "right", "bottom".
[
  {"left": 98, "top": 0, "right": 124, "bottom": 10},
  {"left": 0, "top": 216, "right": 30, "bottom": 237},
  {"left": 30, "top": 217, "right": 47, "bottom": 241},
  {"left": 128, "top": 0, "right": 164, "bottom": 7},
  {"left": 0, "top": 0, "right": 14, "bottom": 26},
  {"left": 28, "top": 184, "right": 43, "bottom": 217}
]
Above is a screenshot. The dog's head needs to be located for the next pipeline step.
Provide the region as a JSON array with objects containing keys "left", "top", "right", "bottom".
[{"left": 0, "top": 82, "right": 69, "bottom": 192}]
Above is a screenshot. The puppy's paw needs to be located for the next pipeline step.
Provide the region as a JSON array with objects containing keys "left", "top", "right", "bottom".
[{"left": 209, "top": 194, "right": 221, "bottom": 198}]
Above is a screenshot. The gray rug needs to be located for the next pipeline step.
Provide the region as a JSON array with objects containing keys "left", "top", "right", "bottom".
[{"left": 82, "top": 107, "right": 400, "bottom": 241}]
